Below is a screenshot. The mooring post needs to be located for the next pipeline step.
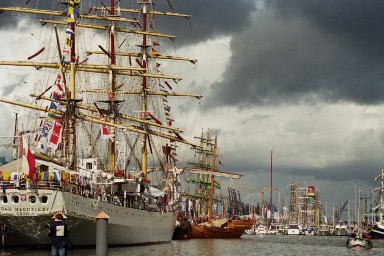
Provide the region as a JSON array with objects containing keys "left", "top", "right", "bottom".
[
  {"left": 1, "top": 233, "right": 5, "bottom": 251},
  {"left": 95, "top": 211, "right": 109, "bottom": 256}
]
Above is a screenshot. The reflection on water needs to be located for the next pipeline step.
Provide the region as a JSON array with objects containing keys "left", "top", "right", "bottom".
[{"left": 1, "top": 235, "right": 383, "bottom": 256}]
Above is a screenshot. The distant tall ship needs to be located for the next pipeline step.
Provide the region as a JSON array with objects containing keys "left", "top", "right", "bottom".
[
  {"left": 284, "top": 181, "right": 322, "bottom": 235},
  {"left": 0, "top": 0, "right": 201, "bottom": 246},
  {"left": 369, "top": 169, "right": 384, "bottom": 239},
  {"left": 185, "top": 133, "right": 252, "bottom": 239}
]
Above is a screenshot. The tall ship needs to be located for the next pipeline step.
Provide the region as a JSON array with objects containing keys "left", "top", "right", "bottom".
[
  {"left": 284, "top": 181, "right": 322, "bottom": 235},
  {"left": 0, "top": 0, "right": 201, "bottom": 246},
  {"left": 182, "top": 132, "right": 252, "bottom": 239},
  {"left": 369, "top": 169, "right": 384, "bottom": 239},
  {"left": 284, "top": 180, "right": 300, "bottom": 235},
  {"left": 298, "top": 184, "right": 320, "bottom": 235}
]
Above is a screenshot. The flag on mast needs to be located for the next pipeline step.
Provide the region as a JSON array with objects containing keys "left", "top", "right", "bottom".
[{"left": 22, "top": 136, "right": 36, "bottom": 178}]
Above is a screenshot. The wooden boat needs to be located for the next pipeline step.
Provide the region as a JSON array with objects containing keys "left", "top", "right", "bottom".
[
  {"left": 346, "top": 238, "right": 373, "bottom": 249},
  {"left": 190, "top": 218, "right": 247, "bottom": 239},
  {"left": 229, "top": 218, "right": 254, "bottom": 230}
]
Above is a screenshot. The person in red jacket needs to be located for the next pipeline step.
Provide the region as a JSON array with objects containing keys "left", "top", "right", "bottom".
[{"left": 48, "top": 213, "right": 69, "bottom": 256}]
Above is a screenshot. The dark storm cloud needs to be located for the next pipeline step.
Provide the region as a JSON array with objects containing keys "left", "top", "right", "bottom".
[
  {"left": 0, "top": 0, "right": 54, "bottom": 29},
  {"left": 203, "top": 0, "right": 384, "bottom": 109},
  {"left": 284, "top": 159, "right": 383, "bottom": 192},
  {"left": 157, "top": 0, "right": 257, "bottom": 46},
  {"left": 1, "top": 0, "right": 256, "bottom": 45}
]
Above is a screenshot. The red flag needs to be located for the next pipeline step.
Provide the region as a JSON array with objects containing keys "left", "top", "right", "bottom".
[
  {"left": 151, "top": 48, "right": 160, "bottom": 55},
  {"left": 100, "top": 115, "right": 110, "bottom": 139},
  {"left": 153, "top": 41, "right": 160, "bottom": 46},
  {"left": 101, "top": 124, "right": 109, "bottom": 139},
  {"left": 47, "top": 120, "right": 62, "bottom": 149},
  {"left": 22, "top": 136, "right": 36, "bottom": 178}
]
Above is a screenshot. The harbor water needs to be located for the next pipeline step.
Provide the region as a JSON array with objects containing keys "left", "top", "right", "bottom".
[{"left": 1, "top": 235, "right": 383, "bottom": 256}]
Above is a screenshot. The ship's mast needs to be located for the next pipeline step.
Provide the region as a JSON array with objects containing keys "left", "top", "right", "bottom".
[
  {"left": 108, "top": 0, "right": 117, "bottom": 172},
  {"left": 12, "top": 112, "right": 18, "bottom": 161},
  {"left": 0, "top": 1, "right": 203, "bottom": 169},
  {"left": 68, "top": 1, "right": 78, "bottom": 170},
  {"left": 139, "top": 0, "right": 150, "bottom": 179},
  {"left": 208, "top": 135, "right": 218, "bottom": 224}
]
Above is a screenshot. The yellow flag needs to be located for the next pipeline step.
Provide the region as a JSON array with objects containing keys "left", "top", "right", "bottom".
[
  {"left": 68, "top": 6, "right": 74, "bottom": 15},
  {"left": 66, "top": 37, "right": 72, "bottom": 47}
]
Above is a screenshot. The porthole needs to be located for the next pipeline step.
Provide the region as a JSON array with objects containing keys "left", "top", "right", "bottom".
[
  {"left": 2, "top": 196, "right": 8, "bottom": 204},
  {"left": 13, "top": 196, "right": 19, "bottom": 203},
  {"left": 29, "top": 196, "right": 37, "bottom": 204},
  {"left": 41, "top": 195, "right": 48, "bottom": 203}
]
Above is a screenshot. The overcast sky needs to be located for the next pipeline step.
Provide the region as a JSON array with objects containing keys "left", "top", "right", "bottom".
[{"left": 1, "top": 0, "right": 383, "bottom": 218}]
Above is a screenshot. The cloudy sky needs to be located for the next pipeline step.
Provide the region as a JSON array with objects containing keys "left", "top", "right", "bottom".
[{"left": 1, "top": 0, "right": 384, "bottom": 218}]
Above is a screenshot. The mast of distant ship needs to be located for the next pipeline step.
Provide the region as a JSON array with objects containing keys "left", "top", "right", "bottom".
[{"left": 208, "top": 134, "right": 218, "bottom": 224}]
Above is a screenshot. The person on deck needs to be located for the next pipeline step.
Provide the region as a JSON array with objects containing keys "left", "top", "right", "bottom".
[
  {"left": 19, "top": 173, "right": 26, "bottom": 188},
  {"left": 48, "top": 213, "right": 69, "bottom": 256}
]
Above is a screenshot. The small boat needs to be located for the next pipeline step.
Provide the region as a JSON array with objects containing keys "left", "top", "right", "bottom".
[
  {"left": 302, "top": 227, "right": 315, "bottom": 235},
  {"left": 333, "top": 223, "right": 349, "bottom": 236},
  {"left": 245, "top": 226, "right": 256, "bottom": 235},
  {"left": 256, "top": 224, "right": 267, "bottom": 235},
  {"left": 284, "top": 224, "right": 301, "bottom": 235},
  {"left": 346, "top": 237, "right": 373, "bottom": 249},
  {"left": 317, "top": 224, "right": 332, "bottom": 236}
]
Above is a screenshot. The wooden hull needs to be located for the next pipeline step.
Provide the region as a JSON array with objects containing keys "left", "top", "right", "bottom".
[
  {"left": 190, "top": 224, "right": 246, "bottom": 239},
  {"left": 229, "top": 219, "right": 254, "bottom": 230}
]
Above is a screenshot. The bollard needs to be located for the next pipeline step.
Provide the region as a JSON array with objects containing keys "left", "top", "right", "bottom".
[
  {"left": 95, "top": 211, "right": 110, "bottom": 256},
  {"left": 1, "top": 233, "right": 5, "bottom": 251}
]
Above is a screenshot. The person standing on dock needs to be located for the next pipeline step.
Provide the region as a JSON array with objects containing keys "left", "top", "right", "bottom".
[{"left": 48, "top": 213, "right": 69, "bottom": 256}]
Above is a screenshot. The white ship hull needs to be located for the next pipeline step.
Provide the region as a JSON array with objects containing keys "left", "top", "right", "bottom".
[
  {"left": 0, "top": 188, "right": 177, "bottom": 246},
  {"left": 333, "top": 227, "right": 348, "bottom": 236}
]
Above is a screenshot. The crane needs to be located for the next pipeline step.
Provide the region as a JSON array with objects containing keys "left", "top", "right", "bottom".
[
  {"left": 229, "top": 184, "right": 279, "bottom": 220},
  {"left": 335, "top": 200, "right": 348, "bottom": 223}
]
